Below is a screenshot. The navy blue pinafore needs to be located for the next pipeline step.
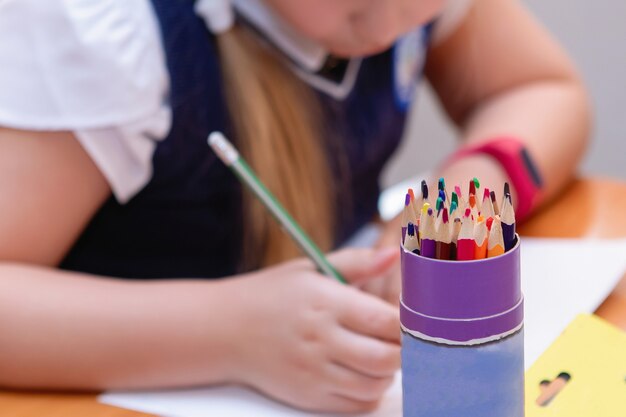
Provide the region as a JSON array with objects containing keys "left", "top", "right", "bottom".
[{"left": 60, "top": 0, "right": 432, "bottom": 279}]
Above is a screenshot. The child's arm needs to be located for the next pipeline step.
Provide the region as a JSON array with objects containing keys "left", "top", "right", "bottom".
[
  {"left": 0, "top": 128, "right": 400, "bottom": 414},
  {"left": 426, "top": 0, "right": 591, "bottom": 202},
  {"left": 369, "top": 0, "right": 591, "bottom": 303}
]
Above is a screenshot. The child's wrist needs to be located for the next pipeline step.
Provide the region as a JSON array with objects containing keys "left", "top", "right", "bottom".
[
  {"left": 441, "top": 137, "right": 544, "bottom": 221},
  {"left": 196, "top": 278, "right": 251, "bottom": 385}
]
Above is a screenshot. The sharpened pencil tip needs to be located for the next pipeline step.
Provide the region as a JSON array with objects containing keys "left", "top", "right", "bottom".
[
  {"left": 421, "top": 180, "right": 429, "bottom": 199},
  {"left": 483, "top": 188, "right": 490, "bottom": 201}
]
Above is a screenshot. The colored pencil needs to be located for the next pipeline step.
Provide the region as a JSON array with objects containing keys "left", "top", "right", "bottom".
[
  {"left": 481, "top": 188, "right": 495, "bottom": 219},
  {"left": 421, "top": 180, "right": 429, "bottom": 205},
  {"left": 450, "top": 200, "right": 459, "bottom": 220},
  {"left": 451, "top": 217, "right": 461, "bottom": 260},
  {"left": 486, "top": 216, "right": 494, "bottom": 231},
  {"left": 411, "top": 188, "right": 423, "bottom": 222},
  {"left": 472, "top": 177, "right": 481, "bottom": 211},
  {"left": 501, "top": 193, "right": 516, "bottom": 251},
  {"left": 454, "top": 185, "right": 462, "bottom": 200},
  {"left": 468, "top": 194, "right": 479, "bottom": 220},
  {"left": 408, "top": 188, "right": 420, "bottom": 218},
  {"left": 435, "top": 208, "right": 452, "bottom": 260},
  {"left": 404, "top": 222, "right": 420, "bottom": 254},
  {"left": 208, "top": 132, "right": 346, "bottom": 283},
  {"left": 490, "top": 190, "right": 500, "bottom": 216},
  {"left": 420, "top": 205, "right": 437, "bottom": 259},
  {"left": 438, "top": 189, "right": 447, "bottom": 208},
  {"left": 501, "top": 182, "right": 511, "bottom": 211},
  {"left": 487, "top": 215, "right": 505, "bottom": 257},
  {"left": 401, "top": 192, "right": 414, "bottom": 243},
  {"left": 456, "top": 208, "right": 475, "bottom": 261},
  {"left": 438, "top": 177, "right": 450, "bottom": 204},
  {"left": 474, "top": 216, "right": 488, "bottom": 260},
  {"left": 455, "top": 186, "right": 468, "bottom": 213}
]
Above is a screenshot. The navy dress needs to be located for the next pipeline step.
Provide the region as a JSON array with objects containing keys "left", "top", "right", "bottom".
[{"left": 61, "top": 0, "right": 432, "bottom": 279}]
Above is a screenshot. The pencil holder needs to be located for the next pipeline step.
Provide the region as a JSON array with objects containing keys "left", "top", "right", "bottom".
[{"left": 400, "top": 236, "right": 524, "bottom": 417}]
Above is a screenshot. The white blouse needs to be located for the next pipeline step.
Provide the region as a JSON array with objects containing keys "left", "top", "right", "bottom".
[{"left": 0, "top": 0, "right": 472, "bottom": 203}]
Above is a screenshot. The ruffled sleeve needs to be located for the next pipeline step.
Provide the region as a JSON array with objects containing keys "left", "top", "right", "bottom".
[{"left": 0, "top": 0, "right": 171, "bottom": 202}]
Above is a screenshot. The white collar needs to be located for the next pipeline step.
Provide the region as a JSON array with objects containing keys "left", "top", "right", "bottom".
[{"left": 196, "top": 0, "right": 358, "bottom": 99}]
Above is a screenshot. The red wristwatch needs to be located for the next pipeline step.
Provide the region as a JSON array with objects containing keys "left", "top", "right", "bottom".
[{"left": 447, "top": 137, "right": 543, "bottom": 221}]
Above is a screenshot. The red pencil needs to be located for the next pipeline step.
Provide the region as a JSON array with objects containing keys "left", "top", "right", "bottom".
[
  {"left": 481, "top": 188, "right": 495, "bottom": 219},
  {"left": 487, "top": 215, "right": 505, "bottom": 258},
  {"left": 456, "top": 208, "right": 475, "bottom": 261}
]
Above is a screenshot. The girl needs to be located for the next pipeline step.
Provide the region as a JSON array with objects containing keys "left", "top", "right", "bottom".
[{"left": 0, "top": 0, "right": 590, "bottom": 413}]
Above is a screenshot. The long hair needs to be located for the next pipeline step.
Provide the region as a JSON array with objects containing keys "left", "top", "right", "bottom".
[{"left": 216, "top": 25, "right": 335, "bottom": 269}]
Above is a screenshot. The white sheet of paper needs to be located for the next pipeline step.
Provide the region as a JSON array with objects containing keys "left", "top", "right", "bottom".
[{"left": 100, "top": 236, "right": 626, "bottom": 417}]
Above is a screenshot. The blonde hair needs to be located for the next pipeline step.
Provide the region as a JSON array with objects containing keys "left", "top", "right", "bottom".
[{"left": 216, "top": 25, "right": 335, "bottom": 269}]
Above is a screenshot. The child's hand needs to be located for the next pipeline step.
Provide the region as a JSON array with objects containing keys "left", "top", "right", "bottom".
[
  {"left": 361, "top": 219, "right": 403, "bottom": 306},
  {"left": 230, "top": 248, "right": 400, "bottom": 413}
]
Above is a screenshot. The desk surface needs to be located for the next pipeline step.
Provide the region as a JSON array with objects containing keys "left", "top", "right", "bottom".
[{"left": 2, "top": 177, "right": 626, "bottom": 417}]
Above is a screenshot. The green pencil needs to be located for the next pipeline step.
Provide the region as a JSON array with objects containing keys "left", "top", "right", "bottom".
[{"left": 208, "top": 132, "right": 346, "bottom": 284}]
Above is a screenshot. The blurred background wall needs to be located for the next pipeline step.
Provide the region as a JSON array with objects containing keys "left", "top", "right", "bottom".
[{"left": 382, "top": 0, "right": 626, "bottom": 187}]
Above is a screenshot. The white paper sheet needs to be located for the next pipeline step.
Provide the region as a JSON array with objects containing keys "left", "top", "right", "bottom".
[
  {"left": 100, "top": 237, "right": 626, "bottom": 417},
  {"left": 520, "top": 237, "right": 626, "bottom": 364}
]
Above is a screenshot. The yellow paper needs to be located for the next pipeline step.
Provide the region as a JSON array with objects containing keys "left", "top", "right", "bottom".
[{"left": 525, "top": 314, "right": 626, "bottom": 416}]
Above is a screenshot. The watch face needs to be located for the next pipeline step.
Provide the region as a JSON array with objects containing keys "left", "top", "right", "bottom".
[{"left": 520, "top": 147, "right": 544, "bottom": 187}]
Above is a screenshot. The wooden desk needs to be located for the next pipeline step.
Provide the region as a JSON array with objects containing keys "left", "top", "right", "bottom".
[{"left": 2, "top": 177, "right": 625, "bottom": 417}]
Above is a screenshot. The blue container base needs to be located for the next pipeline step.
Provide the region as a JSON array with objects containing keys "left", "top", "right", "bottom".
[{"left": 401, "top": 328, "right": 525, "bottom": 417}]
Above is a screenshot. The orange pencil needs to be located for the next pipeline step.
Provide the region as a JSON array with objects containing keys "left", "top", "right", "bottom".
[
  {"left": 468, "top": 194, "right": 479, "bottom": 220},
  {"left": 487, "top": 215, "right": 505, "bottom": 257},
  {"left": 469, "top": 177, "right": 481, "bottom": 212},
  {"left": 408, "top": 188, "right": 419, "bottom": 218},
  {"left": 474, "top": 215, "right": 488, "bottom": 259}
]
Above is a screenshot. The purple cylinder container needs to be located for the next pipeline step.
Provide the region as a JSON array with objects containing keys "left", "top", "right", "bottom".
[{"left": 401, "top": 235, "right": 524, "bottom": 417}]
